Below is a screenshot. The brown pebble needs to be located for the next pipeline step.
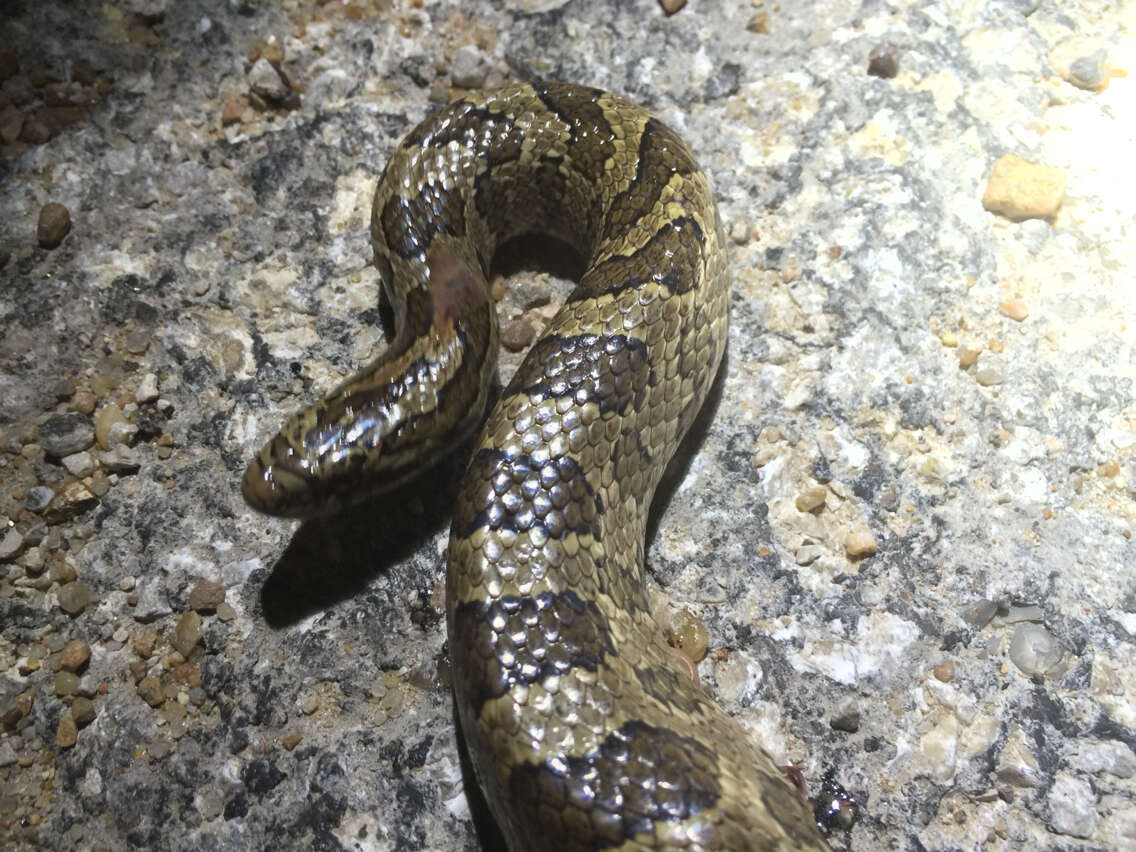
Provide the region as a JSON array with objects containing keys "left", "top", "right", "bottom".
[
  {"left": 128, "top": 659, "right": 149, "bottom": 684},
  {"left": 137, "top": 676, "right": 164, "bottom": 707},
  {"left": 37, "top": 202, "right": 71, "bottom": 248},
  {"left": 868, "top": 41, "right": 900, "bottom": 78},
  {"left": 221, "top": 98, "right": 244, "bottom": 126},
  {"left": 844, "top": 530, "right": 878, "bottom": 558},
  {"left": 795, "top": 486, "right": 828, "bottom": 513},
  {"left": 281, "top": 733, "right": 304, "bottom": 750},
  {"left": 830, "top": 709, "right": 861, "bottom": 732},
  {"left": 45, "top": 481, "right": 99, "bottom": 524},
  {"left": 958, "top": 344, "right": 982, "bottom": 368},
  {"left": 57, "top": 581, "right": 94, "bottom": 615},
  {"left": 3, "top": 693, "right": 30, "bottom": 728},
  {"left": 59, "top": 640, "right": 90, "bottom": 672},
  {"left": 171, "top": 611, "right": 203, "bottom": 657},
  {"left": 71, "top": 388, "right": 97, "bottom": 415},
  {"left": 20, "top": 114, "right": 52, "bottom": 143},
  {"left": 658, "top": 0, "right": 687, "bottom": 13},
  {"left": 172, "top": 662, "right": 201, "bottom": 687},
  {"left": 56, "top": 715, "right": 78, "bottom": 748},
  {"left": 71, "top": 696, "right": 96, "bottom": 726},
  {"left": 746, "top": 12, "right": 770, "bottom": 33},
  {"left": 933, "top": 661, "right": 956, "bottom": 682},
  {"left": 999, "top": 300, "right": 1029, "bottom": 321},
  {"left": 982, "top": 154, "right": 1065, "bottom": 221},
  {"left": 55, "top": 671, "right": 79, "bottom": 697},
  {"left": 500, "top": 318, "right": 536, "bottom": 352},
  {"left": 134, "top": 630, "right": 159, "bottom": 659},
  {"left": 188, "top": 579, "right": 226, "bottom": 613}
]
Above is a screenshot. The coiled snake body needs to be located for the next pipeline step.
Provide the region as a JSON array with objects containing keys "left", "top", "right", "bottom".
[{"left": 243, "top": 83, "right": 827, "bottom": 850}]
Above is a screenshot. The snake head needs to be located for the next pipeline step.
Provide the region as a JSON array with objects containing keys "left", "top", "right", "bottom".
[{"left": 241, "top": 405, "right": 382, "bottom": 518}]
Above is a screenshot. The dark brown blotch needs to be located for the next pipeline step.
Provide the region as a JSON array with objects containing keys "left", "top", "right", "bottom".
[
  {"left": 506, "top": 720, "right": 722, "bottom": 849},
  {"left": 451, "top": 589, "right": 616, "bottom": 713}
]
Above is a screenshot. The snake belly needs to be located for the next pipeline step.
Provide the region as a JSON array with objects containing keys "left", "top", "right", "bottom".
[{"left": 242, "top": 83, "right": 828, "bottom": 850}]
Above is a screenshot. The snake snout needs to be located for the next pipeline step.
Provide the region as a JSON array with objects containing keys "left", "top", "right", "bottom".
[{"left": 240, "top": 441, "right": 317, "bottom": 518}]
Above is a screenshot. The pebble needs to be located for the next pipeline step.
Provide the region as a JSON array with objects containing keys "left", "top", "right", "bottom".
[
  {"left": 172, "top": 611, "right": 203, "bottom": 656},
  {"left": 975, "top": 367, "right": 1003, "bottom": 387},
  {"left": 746, "top": 12, "right": 769, "bottom": 34},
  {"left": 0, "top": 527, "right": 23, "bottom": 561},
  {"left": 93, "top": 403, "right": 125, "bottom": 449},
  {"left": 50, "top": 559, "right": 77, "bottom": 585},
  {"left": 844, "top": 530, "right": 877, "bottom": 557},
  {"left": 135, "top": 373, "right": 159, "bottom": 403},
  {"left": 933, "top": 661, "right": 955, "bottom": 682},
  {"left": 55, "top": 671, "right": 79, "bottom": 696},
  {"left": 299, "top": 694, "right": 320, "bottom": 715},
  {"left": 23, "top": 486, "right": 54, "bottom": 512},
  {"left": 1066, "top": 55, "right": 1107, "bottom": 92},
  {"left": 221, "top": 98, "right": 244, "bottom": 125},
  {"left": 500, "top": 317, "right": 536, "bottom": 351},
  {"left": 106, "top": 420, "right": 139, "bottom": 448},
  {"left": 867, "top": 41, "right": 900, "bottom": 78},
  {"left": 997, "top": 725, "right": 1043, "bottom": 788},
  {"left": 37, "top": 412, "right": 95, "bottom": 457},
  {"left": 0, "top": 741, "right": 16, "bottom": 767},
  {"left": 71, "top": 388, "right": 97, "bottom": 415},
  {"left": 56, "top": 716, "right": 78, "bottom": 748},
  {"left": 1009, "top": 623, "right": 1065, "bottom": 678},
  {"left": 23, "top": 546, "right": 44, "bottom": 573},
  {"left": 36, "top": 202, "right": 71, "bottom": 248},
  {"left": 795, "top": 486, "right": 828, "bottom": 513},
  {"left": 658, "top": 0, "right": 686, "bottom": 13},
  {"left": 247, "top": 58, "right": 292, "bottom": 104},
  {"left": 1071, "top": 740, "right": 1136, "bottom": 779},
  {"left": 1047, "top": 772, "right": 1099, "bottom": 838},
  {"left": 997, "top": 604, "right": 1044, "bottom": 624},
  {"left": 188, "top": 579, "right": 225, "bottom": 613},
  {"left": 216, "top": 601, "right": 238, "bottom": 622},
  {"left": 137, "top": 677, "right": 164, "bottom": 707},
  {"left": 958, "top": 343, "right": 982, "bottom": 366},
  {"left": 450, "top": 45, "right": 491, "bottom": 89},
  {"left": 281, "top": 733, "right": 303, "bottom": 750},
  {"left": 961, "top": 599, "right": 997, "bottom": 628},
  {"left": 70, "top": 696, "right": 96, "bottom": 726},
  {"left": 88, "top": 472, "right": 111, "bottom": 497},
  {"left": 99, "top": 445, "right": 142, "bottom": 473},
  {"left": 61, "top": 450, "right": 96, "bottom": 477},
  {"left": 60, "top": 640, "right": 91, "bottom": 671},
  {"left": 982, "top": 154, "right": 1065, "bottom": 221},
  {"left": 45, "top": 480, "right": 98, "bottom": 524},
  {"left": 999, "top": 299, "right": 1029, "bottom": 321},
  {"left": 57, "top": 581, "right": 94, "bottom": 615}
]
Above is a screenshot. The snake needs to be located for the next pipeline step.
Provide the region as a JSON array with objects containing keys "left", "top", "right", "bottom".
[{"left": 242, "top": 83, "right": 829, "bottom": 850}]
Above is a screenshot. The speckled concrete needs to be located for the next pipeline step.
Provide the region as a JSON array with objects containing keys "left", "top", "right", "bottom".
[{"left": 1, "top": 0, "right": 1134, "bottom": 849}]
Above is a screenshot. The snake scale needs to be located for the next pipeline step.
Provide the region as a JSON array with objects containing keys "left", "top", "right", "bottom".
[{"left": 242, "top": 83, "right": 829, "bottom": 850}]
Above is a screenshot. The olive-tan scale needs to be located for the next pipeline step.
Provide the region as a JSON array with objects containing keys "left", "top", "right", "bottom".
[{"left": 242, "top": 83, "right": 829, "bottom": 851}]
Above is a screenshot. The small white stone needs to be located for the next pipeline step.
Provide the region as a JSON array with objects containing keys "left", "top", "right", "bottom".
[
  {"left": 135, "top": 373, "right": 160, "bottom": 403},
  {"left": 62, "top": 450, "right": 96, "bottom": 477},
  {"left": 450, "top": 46, "right": 491, "bottom": 89},
  {"left": 1047, "top": 772, "right": 1099, "bottom": 839}
]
